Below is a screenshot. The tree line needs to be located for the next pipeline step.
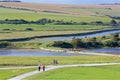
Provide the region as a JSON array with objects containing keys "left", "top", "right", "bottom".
[{"left": 0, "top": 18, "right": 120, "bottom": 26}]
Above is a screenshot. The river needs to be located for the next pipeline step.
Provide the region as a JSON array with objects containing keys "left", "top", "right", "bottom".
[
  {"left": 0, "top": 49, "right": 93, "bottom": 56},
  {"left": 35, "top": 29, "right": 120, "bottom": 42},
  {"left": 0, "top": 29, "right": 120, "bottom": 56}
]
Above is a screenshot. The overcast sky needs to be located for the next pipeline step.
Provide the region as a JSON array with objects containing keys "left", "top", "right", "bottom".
[{"left": 21, "top": 0, "right": 120, "bottom": 4}]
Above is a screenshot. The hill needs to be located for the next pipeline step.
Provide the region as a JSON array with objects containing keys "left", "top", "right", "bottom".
[{"left": 0, "top": 2, "right": 120, "bottom": 17}]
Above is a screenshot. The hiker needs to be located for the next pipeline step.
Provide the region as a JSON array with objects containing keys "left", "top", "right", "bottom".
[
  {"left": 42, "top": 65, "right": 46, "bottom": 71},
  {"left": 38, "top": 61, "right": 41, "bottom": 71},
  {"left": 53, "top": 59, "right": 56, "bottom": 65},
  {"left": 53, "top": 59, "right": 59, "bottom": 65},
  {"left": 56, "top": 60, "right": 58, "bottom": 64},
  {"left": 38, "top": 64, "right": 41, "bottom": 71}
]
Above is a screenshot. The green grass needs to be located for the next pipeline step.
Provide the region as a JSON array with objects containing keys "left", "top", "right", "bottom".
[
  {"left": 0, "top": 30, "right": 95, "bottom": 40},
  {"left": 0, "top": 24, "right": 112, "bottom": 31},
  {"left": 0, "top": 56, "right": 120, "bottom": 66},
  {"left": 0, "top": 24, "right": 113, "bottom": 40},
  {"left": 24, "top": 65, "right": 120, "bottom": 80},
  {"left": 0, "top": 68, "right": 36, "bottom": 80},
  {"left": 0, "top": 7, "right": 111, "bottom": 22}
]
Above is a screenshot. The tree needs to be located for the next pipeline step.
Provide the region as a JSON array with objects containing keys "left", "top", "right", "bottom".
[
  {"left": 71, "top": 38, "right": 84, "bottom": 49},
  {"left": 110, "top": 19, "right": 118, "bottom": 26}
]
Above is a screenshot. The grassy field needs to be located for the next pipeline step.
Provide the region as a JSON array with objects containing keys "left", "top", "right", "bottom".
[
  {"left": 0, "top": 68, "right": 36, "bottom": 80},
  {"left": 0, "top": 30, "right": 96, "bottom": 40},
  {"left": 0, "top": 56, "right": 120, "bottom": 66},
  {"left": 0, "top": 7, "right": 111, "bottom": 22},
  {"left": 1, "top": 2, "right": 120, "bottom": 16},
  {"left": 24, "top": 65, "right": 120, "bottom": 80},
  {"left": 69, "top": 7, "right": 120, "bottom": 17},
  {"left": 0, "top": 24, "right": 113, "bottom": 40},
  {"left": 0, "top": 24, "right": 112, "bottom": 31}
]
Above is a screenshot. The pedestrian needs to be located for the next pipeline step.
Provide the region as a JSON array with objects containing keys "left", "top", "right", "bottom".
[
  {"left": 42, "top": 65, "right": 45, "bottom": 71},
  {"left": 56, "top": 60, "right": 58, "bottom": 64},
  {"left": 38, "top": 61, "right": 41, "bottom": 71},
  {"left": 53, "top": 59, "right": 56, "bottom": 65}
]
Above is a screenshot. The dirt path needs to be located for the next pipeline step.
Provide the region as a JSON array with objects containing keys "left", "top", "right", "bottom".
[{"left": 7, "top": 63, "right": 120, "bottom": 80}]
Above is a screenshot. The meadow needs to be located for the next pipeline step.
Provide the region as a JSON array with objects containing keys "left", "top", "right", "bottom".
[
  {"left": 0, "top": 68, "right": 36, "bottom": 80},
  {"left": 24, "top": 65, "right": 120, "bottom": 80},
  {"left": 0, "top": 24, "right": 112, "bottom": 31},
  {"left": 0, "top": 24, "right": 113, "bottom": 40},
  {"left": 0, "top": 7, "right": 111, "bottom": 22},
  {"left": 0, "top": 30, "right": 95, "bottom": 40},
  {"left": 0, "top": 56, "right": 120, "bottom": 66},
  {"left": 69, "top": 7, "right": 120, "bottom": 17}
]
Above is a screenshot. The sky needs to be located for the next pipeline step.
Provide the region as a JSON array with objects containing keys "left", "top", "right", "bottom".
[{"left": 21, "top": 0, "right": 120, "bottom": 4}]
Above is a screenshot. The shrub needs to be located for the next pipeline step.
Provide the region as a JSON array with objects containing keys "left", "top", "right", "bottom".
[
  {"left": 0, "top": 42, "right": 11, "bottom": 48},
  {"left": 25, "top": 28, "right": 34, "bottom": 31},
  {"left": 52, "top": 41, "right": 73, "bottom": 48}
]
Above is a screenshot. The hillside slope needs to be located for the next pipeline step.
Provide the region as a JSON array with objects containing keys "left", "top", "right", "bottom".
[{"left": 0, "top": 2, "right": 120, "bottom": 16}]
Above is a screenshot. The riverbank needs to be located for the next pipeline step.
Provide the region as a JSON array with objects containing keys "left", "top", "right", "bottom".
[
  {"left": 39, "top": 47, "right": 116, "bottom": 56},
  {"left": 0, "top": 28, "right": 120, "bottom": 42}
]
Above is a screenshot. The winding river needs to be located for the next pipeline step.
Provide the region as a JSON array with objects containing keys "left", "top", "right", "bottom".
[
  {"left": 0, "top": 29, "right": 120, "bottom": 56},
  {"left": 35, "top": 29, "right": 120, "bottom": 42}
]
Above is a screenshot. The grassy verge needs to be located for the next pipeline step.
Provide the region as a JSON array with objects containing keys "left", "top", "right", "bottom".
[
  {"left": 0, "top": 56, "right": 120, "bottom": 66},
  {"left": 24, "top": 65, "right": 120, "bottom": 80},
  {"left": 0, "top": 68, "right": 36, "bottom": 80}
]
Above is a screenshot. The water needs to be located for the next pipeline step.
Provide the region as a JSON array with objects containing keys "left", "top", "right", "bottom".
[
  {"left": 36, "top": 30, "right": 120, "bottom": 42},
  {"left": 0, "top": 29, "right": 120, "bottom": 56},
  {"left": 83, "top": 48, "right": 120, "bottom": 54},
  {"left": 0, "top": 49, "right": 91, "bottom": 56}
]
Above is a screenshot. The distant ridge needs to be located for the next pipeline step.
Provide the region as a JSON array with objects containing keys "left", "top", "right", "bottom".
[
  {"left": 0, "top": 0, "right": 21, "bottom": 2},
  {"left": 101, "top": 3, "right": 120, "bottom": 5}
]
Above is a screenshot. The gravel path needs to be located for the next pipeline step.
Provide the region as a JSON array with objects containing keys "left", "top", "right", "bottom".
[{"left": 7, "top": 63, "right": 120, "bottom": 80}]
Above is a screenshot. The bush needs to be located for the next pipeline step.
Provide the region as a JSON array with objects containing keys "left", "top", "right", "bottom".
[
  {"left": 25, "top": 28, "right": 34, "bottom": 31},
  {"left": 3, "top": 29, "right": 10, "bottom": 31},
  {"left": 52, "top": 41, "right": 73, "bottom": 48},
  {"left": 0, "top": 42, "right": 11, "bottom": 48}
]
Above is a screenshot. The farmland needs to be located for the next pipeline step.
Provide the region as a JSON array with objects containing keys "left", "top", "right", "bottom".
[
  {"left": 0, "top": 2, "right": 120, "bottom": 16},
  {"left": 0, "top": 7, "right": 111, "bottom": 22}
]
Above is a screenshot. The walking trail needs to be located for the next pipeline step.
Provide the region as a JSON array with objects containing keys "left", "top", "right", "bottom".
[{"left": 7, "top": 63, "right": 120, "bottom": 80}]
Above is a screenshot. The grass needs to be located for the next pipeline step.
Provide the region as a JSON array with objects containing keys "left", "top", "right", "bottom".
[
  {"left": 0, "top": 24, "right": 113, "bottom": 40},
  {"left": 0, "top": 24, "right": 112, "bottom": 31},
  {"left": 0, "top": 68, "right": 36, "bottom": 80},
  {"left": 24, "top": 65, "right": 120, "bottom": 80},
  {"left": 68, "top": 7, "right": 120, "bottom": 17},
  {"left": 0, "top": 7, "right": 112, "bottom": 22},
  {"left": 0, "top": 56, "right": 120, "bottom": 66},
  {"left": 0, "top": 30, "right": 96, "bottom": 40}
]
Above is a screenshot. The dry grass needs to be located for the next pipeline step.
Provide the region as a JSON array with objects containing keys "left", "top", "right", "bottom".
[{"left": 0, "top": 2, "right": 120, "bottom": 15}]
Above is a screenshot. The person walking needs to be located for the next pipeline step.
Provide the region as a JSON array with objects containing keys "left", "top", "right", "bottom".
[
  {"left": 38, "top": 61, "right": 41, "bottom": 71},
  {"left": 42, "top": 65, "right": 45, "bottom": 71}
]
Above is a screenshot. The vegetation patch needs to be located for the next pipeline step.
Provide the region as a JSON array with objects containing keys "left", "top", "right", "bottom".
[{"left": 50, "top": 33, "right": 120, "bottom": 49}]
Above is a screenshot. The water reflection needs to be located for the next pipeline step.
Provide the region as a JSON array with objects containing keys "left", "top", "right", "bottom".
[
  {"left": 83, "top": 48, "right": 120, "bottom": 54},
  {"left": 0, "top": 49, "right": 91, "bottom": 56}
]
